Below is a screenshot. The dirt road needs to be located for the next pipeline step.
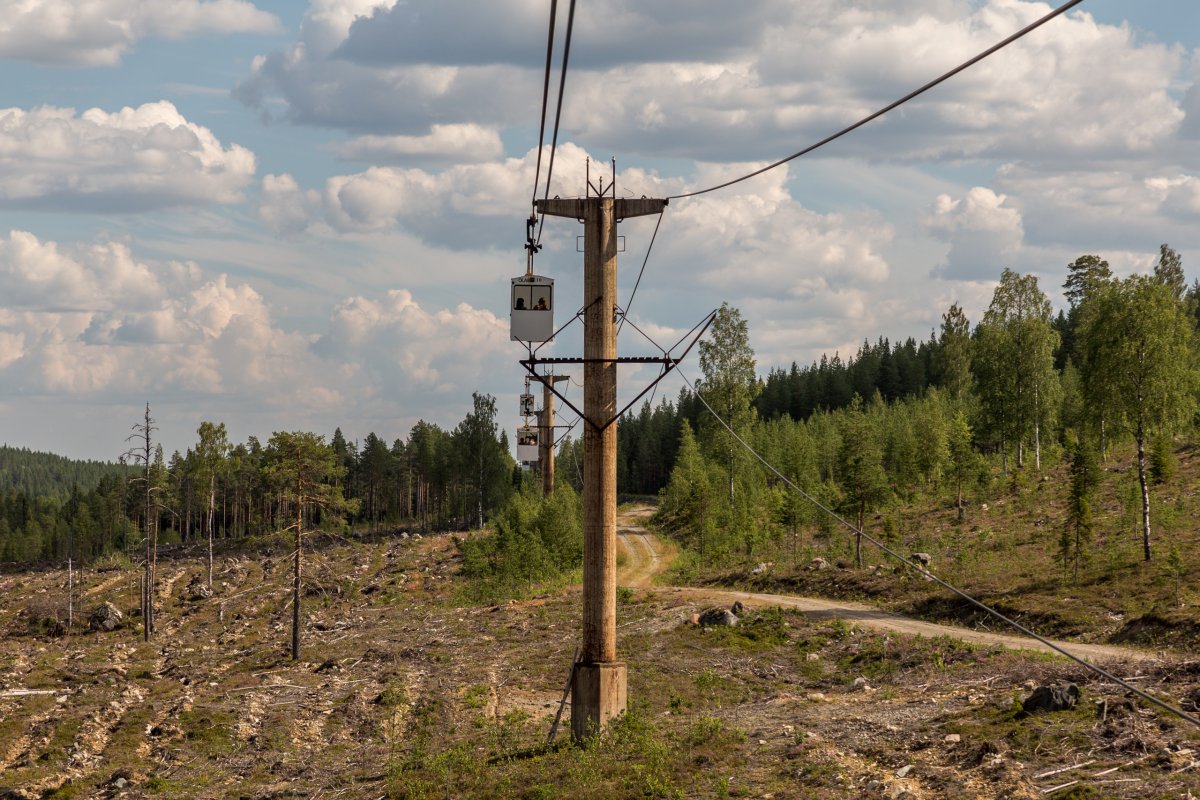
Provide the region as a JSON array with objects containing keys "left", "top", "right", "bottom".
[{"left": 615, "top": 505, "right": 1157, "bottom": 664}]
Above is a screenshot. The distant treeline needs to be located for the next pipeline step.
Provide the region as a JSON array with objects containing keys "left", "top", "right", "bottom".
[
  {"left": 0, "top": 394, "right": 517, "bottom": 567},
  {"left": 606, "top": 335, "right": 939, "bottom": 497},
  {"left": 0, "top": 445, "right": 127, "bottom": 499}
]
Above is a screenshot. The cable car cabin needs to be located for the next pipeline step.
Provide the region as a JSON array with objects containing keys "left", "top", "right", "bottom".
[
  {"left": 511, "top": 275, "right": 554, "bottom": 342},
  {"left": 516, "top": 425, "right": 540, "bottom": 462},
  {"left": 520, "top": 393, "right": 536, "bottom": 417}
]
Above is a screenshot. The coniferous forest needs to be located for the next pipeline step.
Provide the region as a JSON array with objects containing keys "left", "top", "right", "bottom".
[
  {"left": 611, "top": 247, "right": 1200, "bottom": 579},
  {"left": 0, "top": 393, "right": 516, "bottom": 566},
  {"left": 4, "top": 249, "right": 1198, "bottom": 587}
]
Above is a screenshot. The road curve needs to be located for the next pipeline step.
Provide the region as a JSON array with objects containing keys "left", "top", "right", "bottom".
[{"left": 615, "top": 506, "right": 1158, "bottom": 664}]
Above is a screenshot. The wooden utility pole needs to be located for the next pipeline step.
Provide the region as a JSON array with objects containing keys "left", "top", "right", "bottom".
[
  {"left": 536, "top": 194, "right": 667, "bottom": 740},
  {"left": 539, "top": 375, "right": 568, "bottom": 495}
]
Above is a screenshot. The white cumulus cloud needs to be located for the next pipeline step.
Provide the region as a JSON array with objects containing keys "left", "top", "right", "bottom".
[
  {"left": 0, "top": 230, "right": 514, "bottom": 436},
  {"left": 236, "top": 0, "right": 1190, "bottom": 172},
  {"left": 336, "top": 124, "right": 504, "bottom": 164},
  {"left": 925, "top": 187, "right": 1025, "bottom": 280},
  {"left": 0, "top": 0, "right": 280, "bottom": 67},
  {"left": 0, "top": 102, "right": 256, "bottom": 211}
]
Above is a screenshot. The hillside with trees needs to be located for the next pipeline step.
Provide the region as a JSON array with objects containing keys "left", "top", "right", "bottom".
[
  {"left": 639, "top": 247, "right": 1200, "bottom": 648},
  {"left": 0, "top": 445, "right": 127, "bottom": 499},
  {"left": 0, "top": 393, "right": 517, "bottom": 568}
]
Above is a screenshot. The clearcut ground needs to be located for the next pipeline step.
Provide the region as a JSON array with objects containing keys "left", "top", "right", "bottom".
[{"left": 0, "top": 518, "right": 1195, "bottom": 799}]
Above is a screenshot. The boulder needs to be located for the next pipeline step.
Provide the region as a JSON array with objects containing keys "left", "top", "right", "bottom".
[
  {"left": 697, "top": 606, "right": 739, "bottom": 628},
  {"left": 1022, "top": 683, "right": 1080, "bottom": 714},
  {"left": 89, "top": 602, "right": 123, "bottom": 632},
  {"left": 186, "top": 575, "right": 212, "bottom": 601}
]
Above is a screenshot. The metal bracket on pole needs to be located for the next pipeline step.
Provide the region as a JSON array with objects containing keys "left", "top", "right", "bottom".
[{"left": 519, "top": 308, "right": 714, "bottom": 433}]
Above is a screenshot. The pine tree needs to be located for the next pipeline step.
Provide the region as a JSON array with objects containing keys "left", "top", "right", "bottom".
[
  {"left": 264, "top": 431, "right": 355, "bottom": 661},
  {"left": 837, "top": 399, "right": 890, "bottom": 569},
  {"left": 1060, "top": 438, "right": 1099, "bottom": 581},
  {"left": 946, "top": 409, "right": 978, "bottom": 521}
]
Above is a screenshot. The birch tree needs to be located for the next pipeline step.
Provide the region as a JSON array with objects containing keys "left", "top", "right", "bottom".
[
  {"left": 195, "top": 421, "right": 229, "bottom": 588},
  {"left": 975, "top": 269, "right": 1060, "bottom": 471},
  {"left": 1079, "top": 275, "right": 1198, "bottom": 561},
  {"left": 697, "top": 303, "right": 760, "bottom": 506}
]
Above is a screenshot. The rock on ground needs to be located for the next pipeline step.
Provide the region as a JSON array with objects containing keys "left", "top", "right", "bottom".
[
  {"left": 88, "top": 602, "right": 122, "bottom": 632},
  {"left": 1022, "top": 683, "right": 1080, "bottom": 714}
]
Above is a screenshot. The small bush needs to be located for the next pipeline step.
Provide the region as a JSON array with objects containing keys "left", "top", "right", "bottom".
[{"left": 91, "top": 551, "right": 134, "bottom": 572}]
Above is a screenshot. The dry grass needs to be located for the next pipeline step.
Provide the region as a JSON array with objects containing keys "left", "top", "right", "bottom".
[{"left": 0, "top": 529, "right": 1197, "bottom": 799}]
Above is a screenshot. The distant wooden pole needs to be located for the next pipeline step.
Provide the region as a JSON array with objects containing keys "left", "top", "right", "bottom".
[{"left": 540, "top": 376, "right": 567, "bottom": 496}]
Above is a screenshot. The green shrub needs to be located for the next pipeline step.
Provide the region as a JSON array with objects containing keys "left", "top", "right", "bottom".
[{"left": 457, "top": 486, "right": 583, "bottom": 603}]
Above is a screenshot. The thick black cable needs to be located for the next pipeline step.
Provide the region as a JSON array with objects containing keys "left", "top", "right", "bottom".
[
  {"left": 669, "top": 0, "right": 1088, "bottom": 201},
  {"left": 673, "top": 363, "right": 1200, "bottom": 732},
  {"left": 530, "top": 0, "right": 559, "bottom": 207},
  {"left": 537, "top": 0, "right": 577, "bottom": 245},
  {"left": 616, "top": 209, "right": 665, "bottom": 337}
]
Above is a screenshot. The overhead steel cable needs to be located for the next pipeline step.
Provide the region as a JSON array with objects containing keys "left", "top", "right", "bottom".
[
  {"left": 536, "top": 0, "right": 577, "bottom": 246},
  {"left": 673, "top": 362, "right": 1200, "bottom": 733},
  {"left": 669, "top": 0, "right": 1089, "bottom": 201},
  {"left": 530, "top": 0, "right": 559, "bottom": 208},
  {"left": 617, "top": 209, "right": 666, "bottom": 338}
]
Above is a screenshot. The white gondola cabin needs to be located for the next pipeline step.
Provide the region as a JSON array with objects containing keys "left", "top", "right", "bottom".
[
  {"left": 520, "top": 393, "right": 536, "bottom": 417},
  {"left": 511, "top": 275, "right": 554, "bottom": 342},
  {"left": 516, "top": 425, "right": 540, "bottom": 462}
]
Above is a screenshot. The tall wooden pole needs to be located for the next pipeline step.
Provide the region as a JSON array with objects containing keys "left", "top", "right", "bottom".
[
  {"left": 536, "top": 195, "right": 666, "bottom": 740},
  {"left": 582, "top": 196, "right": 618, "bottom": 665},
  {"left": 539, "top": 375, "right": 568, "bottom": 497}
]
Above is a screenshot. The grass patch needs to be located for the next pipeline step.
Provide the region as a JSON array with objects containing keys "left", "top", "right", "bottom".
[
  {"left": 144, "top": 776, "right": 184, "bottom": 794},
  {"left": 386, "top": 702, "right": 746, "bottom": 800},
  {"left": 178, "top": 707, "right": 236, "bottom": 757}
]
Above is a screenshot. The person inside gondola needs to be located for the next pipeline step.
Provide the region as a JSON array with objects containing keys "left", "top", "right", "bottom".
[
  {"left": 515, "top": 297, "right": 526, "bottom": 310},
  {"left": 534, "top": 297, "right": 548, "bottom": 310}
]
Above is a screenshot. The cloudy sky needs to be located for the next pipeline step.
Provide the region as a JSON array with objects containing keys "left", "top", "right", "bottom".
[{"left": 1, "top": 0, "right": 1198, "bottom": 460}]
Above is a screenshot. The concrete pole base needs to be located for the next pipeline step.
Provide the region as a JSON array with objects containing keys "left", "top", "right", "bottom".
[{"left": 570, "top": 661, "right": 627, "bottom": 742}]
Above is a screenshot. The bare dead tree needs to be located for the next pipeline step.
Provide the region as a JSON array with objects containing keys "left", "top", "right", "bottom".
[{"left": 126, "top": 403, "right": 159, "bottom": 641}]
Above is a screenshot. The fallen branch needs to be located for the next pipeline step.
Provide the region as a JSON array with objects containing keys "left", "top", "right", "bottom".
[
  {"left": 1041, "top": 780, "right": 1079, "bottom": 794},
  {"left": 1034, "top": 760, "right": 1095, "bottom": 780},
  {"left": 1091, "top": 755, "right": 1150, "bottom": 777}
]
